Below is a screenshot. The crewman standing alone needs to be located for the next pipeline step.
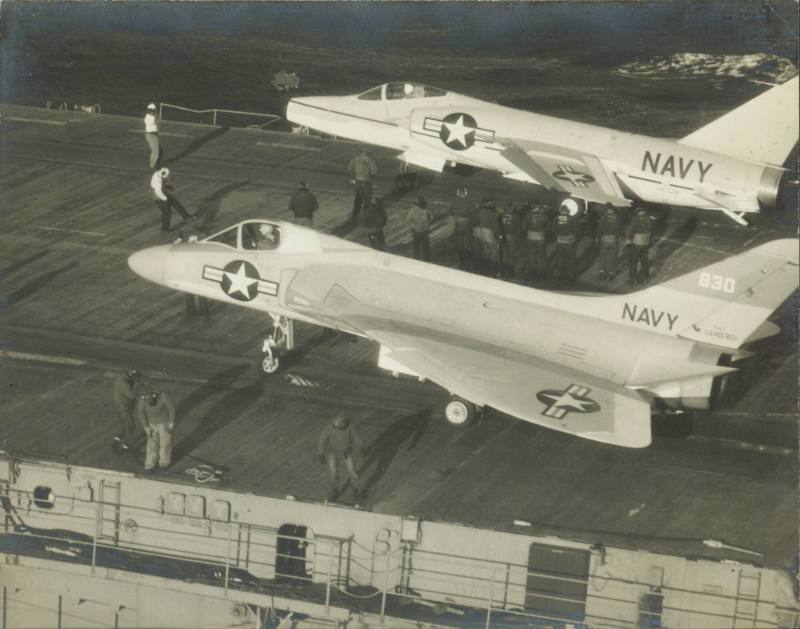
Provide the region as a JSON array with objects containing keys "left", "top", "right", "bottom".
[
  {"left": 151, "top": 168, "right": 193, "bottom": 232},
  {"left": 144, "top": 103, "right": 160, "bottom": 169},
  {"left": 137, "top": 389, "right": 175, "bottom": 473},
  {"left": 289, "top": 180, "right": 318, "bottom": 228},
  {"left": 317, "top": 414, "right": 365, "bottom": 502},
  {"left": 347, "top": 147, "right": 378, "bottom": 221}
]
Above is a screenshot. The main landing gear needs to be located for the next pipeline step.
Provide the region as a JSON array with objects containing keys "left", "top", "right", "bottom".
[
  {"left": 444, "top": 395, "right": 480, "bottom": 427},
  {"left": 261, "top": 314, "right": 294, "bottom": 374}
]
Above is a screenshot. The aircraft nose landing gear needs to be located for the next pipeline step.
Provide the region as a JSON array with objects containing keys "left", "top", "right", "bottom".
[{"left": 261, "top": 314, "right": 294, "bottom": 375}]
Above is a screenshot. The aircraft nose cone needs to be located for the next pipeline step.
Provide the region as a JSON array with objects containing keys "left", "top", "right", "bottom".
[{"left": 127, "top": 245, "right": 169, "bottom": 286}]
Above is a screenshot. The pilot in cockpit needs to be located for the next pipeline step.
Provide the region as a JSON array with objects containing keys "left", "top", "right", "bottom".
[{"left": 256, "top": 224, "right": 279, "bottom": 250}]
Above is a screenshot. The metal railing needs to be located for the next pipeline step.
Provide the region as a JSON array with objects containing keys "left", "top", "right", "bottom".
[
  {"left": 158, "top": 102, "right": 282, "bottom": 130},
  {"left": 3, "top": 487, "right": 798, "bottom": 628}
]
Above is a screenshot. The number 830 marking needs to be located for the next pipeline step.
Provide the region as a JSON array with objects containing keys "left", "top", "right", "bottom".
[{"left": 699, "top": 272, "right": 735, "bottom": 293}]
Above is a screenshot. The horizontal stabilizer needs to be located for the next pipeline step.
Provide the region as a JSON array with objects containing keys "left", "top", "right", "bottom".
[
  {"left": 743, "top": 320, "right": 781, "bottom": 344},
  {"left": 679, "top": 76, "right": 799, "bottom": 165},
  {"left": 627, "top": 355, "right": 735, "bottom": 388}
]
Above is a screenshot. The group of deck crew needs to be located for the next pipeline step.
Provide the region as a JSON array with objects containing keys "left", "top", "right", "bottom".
[{"left": 445, "top": 189, "right": 655, "bottom": 285}]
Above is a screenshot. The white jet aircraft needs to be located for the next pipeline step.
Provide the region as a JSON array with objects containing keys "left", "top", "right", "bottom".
[
  {"left": 128, "top": 221, "right": 798, "bottom": 448},
  {"left": 286, "top": 78, "right": 798, "bottom": 224}
]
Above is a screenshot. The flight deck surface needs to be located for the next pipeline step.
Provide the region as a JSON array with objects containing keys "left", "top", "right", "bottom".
[{"left": 0, "top": 104, "right": 796, "bottom": 570}]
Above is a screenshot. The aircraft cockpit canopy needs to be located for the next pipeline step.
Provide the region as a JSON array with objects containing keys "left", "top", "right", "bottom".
[
  {"left": 205, "top": 221, "right": 281, "bottom": 251},
  {"left": 357, "top": 82, "right": 448, "bottom": 101}
]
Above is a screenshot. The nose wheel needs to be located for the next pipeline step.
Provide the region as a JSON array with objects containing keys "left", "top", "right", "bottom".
[
  {"left": 261, "top": 314, "right": 294, "bottom": 375},
  {"left": 395, "top": 173, "right": 418, "bottom": 192},
  {"left": 444, "top": 395, "right": 478, "bottom": 427}
]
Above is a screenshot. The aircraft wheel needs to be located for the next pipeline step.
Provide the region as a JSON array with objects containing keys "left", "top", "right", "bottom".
[
  {"left": 261, "top": 351, "right": 281, "bottom": 375},
  {"left": 444, "top": 396, "right": 476, "bottom": 427},
  {"left": 395, "top": 173, "right": 416, "bottom": 192}
]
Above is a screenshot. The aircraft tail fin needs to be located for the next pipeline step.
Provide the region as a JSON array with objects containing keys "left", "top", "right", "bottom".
[
  {"left": 678, "top": 76, "right": 799, "bottom": 165},
  {"left": 632, "top": 239, "right": 798, "bottom": 349}
]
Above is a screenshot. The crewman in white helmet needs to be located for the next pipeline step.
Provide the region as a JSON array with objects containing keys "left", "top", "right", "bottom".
[
  {"left": 150, "top": 167, "right": 194, "bottom": 232},
  {"left": 143, "top": 103, "right": 160, "bottom": 169},
  {"left": 554, "top": 198, "right": 581, "bottom": 282}
]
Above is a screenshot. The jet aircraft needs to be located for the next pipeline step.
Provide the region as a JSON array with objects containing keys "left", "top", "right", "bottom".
[
  {"left": 286, "top": 78, "right": 799, "bottom": 225},
  {"left": 128, "top": 221, "right": 798, "bottom": 448}
]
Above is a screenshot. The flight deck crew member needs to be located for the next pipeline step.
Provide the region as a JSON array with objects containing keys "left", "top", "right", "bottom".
[
  {"left": 596, "top": 203, "right": 621, "bottom": 280},
  {"left": 407, "top": 195, "right": 432, "bottom": 261},
  {"left": 174, "top": 232, "right": 210, "bottom": 318},
  {"left": 151, "top": 168, "right": 193, "bottom": 232},
  {"left": 475, "top": 199, "right": 501, "bottom": 277},
  {"left": 289, "top": 180, "right": 318, "bottom": 228},
  {"left": 451, "top": 187, "right": 474, "bottom": 269},
  {"left": 523, "top": 203, "right": 549, "bottom": 280},
  {"left": 112, "top": 369, "right": 143, "bottom": 452},
  {"left": 499, "top": 202, "right": 523, "bottom": 279},
  {"left": 317, "top": 414, "right": 365, "bottom": 502},
  {"left": 144, "top": 102, "right": 161, "bottom": 169},
  {"left": 554, "top": 198, "right": 580, "bottom": 282},
  {"left": 347, "top": 147, "right": 378, "bottom": 220},
  {"left": 627, "top": 207, "right": 654, "bottom": 285},
  {"left": 137, "top": 389, "right": 175, "bottom": 473},
  {"left": 363, "top": 197, "right": 387, "bottom": 251}
]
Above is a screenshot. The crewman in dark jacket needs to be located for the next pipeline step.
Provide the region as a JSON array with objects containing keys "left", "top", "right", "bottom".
[
  {"left": 112, "top": 369, "right": 142, "bottom": 452},
  {"left": 626, "top": 207, "right": 654, "bottom": 285},
  {"left": 137, "top": 389, "right": 175, "bottom": 473},
  {"left": 499, "top": 202, "right": 524, "bottom": 279},
  {"left": 407, "top": 195, "right": 432, "bottom": 261},
  {"left": 522, "top": 203, "right": 549, "bottom": 280},
  {"left": 363, "top": 197, "right": 387, "bottom": 251},
  {"left": 289, "top": 180, "right": 318, "bottom": 228},
  {"left": 317, "top": 414, "right": 365, "bottom": 502},
  {"left": 554, "top": 198, "right": 580, "bottom": 282},
  {"left": 347, "top": 148, "right": 378, "bottom": 220},
  {"left": 475, "top": 199, "right": 501, "bottom": 277},
  {"left": 451, "top": 187, "right": 474, "bottom": 269},
  {"left": 596, "top": 203, "right": 621, "bottom": 280}
]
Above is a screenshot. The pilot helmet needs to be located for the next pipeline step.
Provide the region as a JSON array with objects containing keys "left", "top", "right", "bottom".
[
  {"left": 403, "top": 83, "right": 414, "bottom": 96},
  {"left": 560, "top": 198, "right": 580, "bottom": 216},
  {"left": 260, "top": 224, "right": 275, "bottom": 236}
]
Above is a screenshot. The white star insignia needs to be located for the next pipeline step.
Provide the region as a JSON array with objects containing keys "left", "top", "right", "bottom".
[
  {"left": 541, "top": 391, "right": 594, "bottom": 412},
  {"left": 443, "top": 115, "right": 474, "bottom": 147},
  {"left": 224, "top": 262, "right": 257, "bottom": 298}
]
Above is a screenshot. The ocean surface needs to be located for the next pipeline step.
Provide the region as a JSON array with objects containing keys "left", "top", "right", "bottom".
[{"left": 0, "top": 1, "right": 798, "bottom": 137}]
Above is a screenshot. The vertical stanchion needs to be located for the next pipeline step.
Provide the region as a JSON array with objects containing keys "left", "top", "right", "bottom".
[
  {"left": 224, "top": 522, "right": 232, "bottom": 595},
  {"left": 325, "top": 540, "right": 333, "bottom": 614},
  {"left": 57, "top": 594, "right": 62, "bottom": 629},
  {"left": 91, "top": 501, "right": 99, "bottom": 574},
  {"left": 380, "top": 546, "right": 390, "bottom": 621},
  {"left": 2, "top": 585, "right": 7, "bottom": 629},
  {"left": 212, "top": 110, "right": 218, "bottom": 127},
  {"left": 485, "top": 569, "right": 496, "bottom": 629}
]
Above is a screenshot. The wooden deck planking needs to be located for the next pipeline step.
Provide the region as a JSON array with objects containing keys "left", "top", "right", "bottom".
[{"left": 1, "top": 105, "right": 797, "bottom": 568}]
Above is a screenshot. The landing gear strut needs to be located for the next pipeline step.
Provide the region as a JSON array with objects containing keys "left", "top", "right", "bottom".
[
  {"left": 261, "top": 314, "right": 294, "bottom": 374},
  {"left": 444, "top": 395, "right": 478, "bottom": 427}
]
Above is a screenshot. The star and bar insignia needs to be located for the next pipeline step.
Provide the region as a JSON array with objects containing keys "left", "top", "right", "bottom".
[
  {"left": 202, "top": 260, "right": 278, "bottom": 302},
  {"left": 422, "top": 112, "right": 495, "bottom": 151},
  {"left": 536, "top": 384, "right": 601, "bottom": 419},
  {"left": 552, "top": 164, "right": 595, "bottom": 188}
]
